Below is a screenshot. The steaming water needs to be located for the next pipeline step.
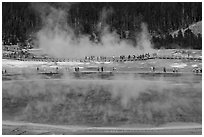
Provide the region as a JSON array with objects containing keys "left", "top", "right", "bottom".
[
  {"left": 2, "top": 70, "right": 202, "bottom": 126},
  {"left": 2, "top": 54, "right": 202, "bottom": 127}
]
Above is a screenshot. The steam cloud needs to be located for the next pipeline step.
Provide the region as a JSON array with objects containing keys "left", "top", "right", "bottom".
[
  {"left": 3, "top": 76, "right": 202, "bottom": 125},
  {"left": 34, "top": 3, "right": 155, "bottom": 59}
]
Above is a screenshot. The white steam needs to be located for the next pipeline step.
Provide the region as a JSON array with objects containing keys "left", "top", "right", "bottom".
[{"left": 35, "top": 4, "right": 155, "bottom": 59}]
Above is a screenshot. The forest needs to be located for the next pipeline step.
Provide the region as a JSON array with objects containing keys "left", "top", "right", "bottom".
[{"left": 2, "top": 2, "right": 202, "bottom": 49}]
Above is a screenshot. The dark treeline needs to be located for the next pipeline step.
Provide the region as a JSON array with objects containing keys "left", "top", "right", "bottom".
[
  {"left": 2, "top": 2, "right": 202, "bottom": 49},
  {"left": 153, "top": 28, "right": 202, "bottom": 49}
]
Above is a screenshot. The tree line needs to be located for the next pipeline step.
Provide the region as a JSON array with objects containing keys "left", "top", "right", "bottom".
[
  {"left": 153, "top": 28, "right": 202, "bottom": 49},
  {"left": 2, "top": 2, "right": 202, "bottom": 49}
]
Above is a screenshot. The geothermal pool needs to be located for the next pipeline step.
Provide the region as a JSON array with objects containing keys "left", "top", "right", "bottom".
[{"left": 2, "top": 58, "right": 202, "bottom": 134}]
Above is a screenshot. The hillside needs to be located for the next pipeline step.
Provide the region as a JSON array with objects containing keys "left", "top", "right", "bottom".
[{"left": 170, "top": 21, "right": 202, "bottom": 37}]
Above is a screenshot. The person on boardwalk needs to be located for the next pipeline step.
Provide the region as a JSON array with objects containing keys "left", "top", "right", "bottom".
[
  {"left": 151, "top": 66, "right": 155, "bottom": 72},
  {"left": 113, "top": 67, "right": 116, "bottom": 71},
  {"left": 163, "top": 67, "right": 166, "bottom": 72}
]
